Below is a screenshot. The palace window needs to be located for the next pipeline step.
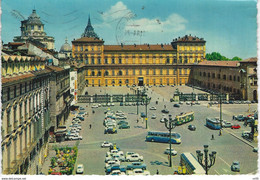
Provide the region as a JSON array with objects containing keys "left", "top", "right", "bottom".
[
  {"left": 218, "top": 74, "right": 220, "bottom": 79},
  {"left": 203, "top": 72, "right": 206, "bottom": 77},
  {"left": 133, "top": 69, "right": 135, "bottom": 75},
  {"left": 184, "top": 58, "right": 188, "bottom": 63},
  {"left": 85, "top": 58, "right": 89, "bottom": 64},
  {"left": 167, "top": 69, "right": 169, "bottom": 75},
  {"left": 126, "top": 69, "right": 128, "bottom": 75},
  {"left": 146, "top": 69, "right": 149, "bottom": 75},
  {"left": 160, "top": 69, "right": 163, "bottom": 75},
  {"left": 208, "top": 73, "right": 210, "bottom": 77},
  {"left": 166, "top": 57, "right": 170, "bottom": 64},
  {"left": 212, "top": 73, "right": 215, "bottom": 78},
  {"left": 237, "top": 76, "right": 240, "bottom": 82},
  {"left": 91, "top": 71, "right": 95, "bottom": 76},
  {"left": 153, "top": 69, "right": 156, "bottom": 75},
  {"left": 174, "top": 58, "right": 177, "bottom": 63},
  {"left": 223, "top": 75, "right": 226, "bottom": 80},
  {"left": 14, "top": 86, "right": 17, "bottom": 97},
  {"left": 105, "top": 58, "right": 108, "bottom": 64},
  {"left": 97, "top": 71, "right": 101, "bottom": 76},
  {"left": 200, "top": 72, "right": 202, "bottom": 76},
  {"left": 119, "top": 58, "right": 122, "bottom": 64},
  {"left": 112, "top": 58, "right": 115, "bottom": 64},
  {"left": 20, "top": 84, "right": 23, "bottom": 95},
  {"left": 112, "top": 70, "right": 115, "bottom": 76},
  {"left": 104, "top": 71, "right": 109, "bottom": 76},
  {"left": 229, "top": 75, "right": 232, "bottom": 81},
  {"left": 91, "top": 58, "right": 95, "bottom": 64},
  {"left": 98, "top": 58, "right": 101, "bottom": 64},
  {"left": 118, "top": 70, "right": 123, "bottom": 76},
  {"left": 140, "top": 69, "right": 142, "bottom": 75},
  {"left": 233, "top": 76, "right": 236, "bottom": 81}
]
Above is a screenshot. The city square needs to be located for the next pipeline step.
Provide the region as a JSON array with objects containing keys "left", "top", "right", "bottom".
[{"left": 1, "top": 0, "right": 258, "bottom": 178}]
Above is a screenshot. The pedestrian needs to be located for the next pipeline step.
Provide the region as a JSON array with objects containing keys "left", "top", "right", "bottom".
[
  {"left": 156, "top": 169, "right": 159, "bottom": 175},
  {"left": 89, "top": 124, "right": 92, "bottom": 129},
  {"left": 137, "top": 119, "right": 139, "bottom": 123},
  {"left": 164, "top": 105, "right": 166, "bottom": 109},
  {"left": 219, "top": 129, "right": 222, "bottom": 136},
  {"left": 211, "top": 134, "right": 214, "bottom": 140}
]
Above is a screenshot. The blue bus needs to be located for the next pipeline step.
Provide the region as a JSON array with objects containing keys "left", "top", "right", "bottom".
[
  {"left": 145, "top": 131, "right": 181, "bottom": 144},
  {"left": 206, "top": 118, "right": 221, "bottom": 130}
]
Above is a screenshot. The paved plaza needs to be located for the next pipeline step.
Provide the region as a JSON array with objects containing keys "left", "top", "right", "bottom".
[{"left": 42, "top": 85, "right": 258, "bottom": 175}]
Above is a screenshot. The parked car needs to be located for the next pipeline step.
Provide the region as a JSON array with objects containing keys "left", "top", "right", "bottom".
[
  {"left": 141, "top": 112, "right": 146, "bottom": 118},
  {"left": 151, "top": 114, "right": 156, "bottom": 119},
  {"left": 233, "top": 114, "right": 246, "bottom": 121},
  {"left": 76, "top": 164, "right": 84, "bottom": 174},
  {"left": 160, "top": 117, "right": 166, "bottom": 123},
  {"left": 106, "top": 164, "right": 126, "bottom": 174},
  {"left": 120, "top": 102, "right": 124, "bottom": 106},
  {"left": 104, "top": 127, "right": 117, "bottom": 134},
  {"left": 127, "top": 168, "right": 150, "bottom": 175},
  {"left": 118, "top": 124, "right": 130, "bottom": 129},
  {"left": 101, "top": 141, "right": 113, "bottom": 148},
  {"left": 173, "top": 104, "right": 180, "bottom": 108},
  {"left": 253, "top": 147, "right": 258, "bottom": 152},
  {"left": 223, "top": 121, "right": 232, "bottom": 128},
  {"left": 186, "top": 102, "right": 191, "bottom": 105},
  {"left": 161, "top": 109, "right": 169, "bottom": 114},
  {"left": 117, "top": 120, "right": 128, "bottom": 125},
  {"left": 125, "top": 152, "right": 135, "bottom": 158},
  {"left": 231, "top": 124, "right": 241, "bottom": 129},
  {"left": 69, "top": 136, "right": 83, "bottom": 140},
  {"left": 149, "top": 106, "right": 157, "bottom": 110},
  {"left": 105, "top": 160, "right": 121, "bottom": 169},
  {"left": 242, "top": 131, "right": 251, "bottom": 138},
  {"left": 126, "top": 162, "right": 147, "bottom": 170},
  {"left": 188, "top": 125, "right": 196, "bottom": 131},
  {"left": 76, "top": 116, "right": 84, "bottom": 121},
  {"left": 106, "top": 149, "right": 124, "bottom": 157},
  {"left": 231, "top": 161, "right": 240, "bottom": 172},
  {"left": 164, "top": 148, "right": 177, "bottom": 156},
  {"left": 126, "top": 154, "right": 143, "bottom": 162},
  {"left": 91, "top": 104, "right": 99, "bottom": 108},
  {"left": 110, "top": 170, "right": 126, "bottom": 175}
]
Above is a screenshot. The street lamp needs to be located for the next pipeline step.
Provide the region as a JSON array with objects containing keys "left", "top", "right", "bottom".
[
  {"left": 196, "top": 145, "right": 217, "bottom": 175},
  {"left": 163, "top": 114, "right": 177, "bottom": 167},
  {"left": 219, "top": 93, "right": 223, "bottom": 128}
]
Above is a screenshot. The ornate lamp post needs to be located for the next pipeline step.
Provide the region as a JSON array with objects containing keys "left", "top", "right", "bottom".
[
  {"left": 196, "top": 145, "right": 217, "bottom": 175},
  {"left": 163, "top": 114, "right": 177, "bottom": 167}
]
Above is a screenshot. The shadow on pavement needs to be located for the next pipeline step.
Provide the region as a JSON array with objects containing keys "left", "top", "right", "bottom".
[{"left": 150, "top": 160, "right": 169, "bottom": 166}]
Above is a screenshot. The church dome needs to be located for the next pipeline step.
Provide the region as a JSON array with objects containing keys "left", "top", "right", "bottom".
[
  {"left": 27, "top": 9, "right": 43, "bottom": 25},
  {"left": 60, "top": 38, "right": 72, "bottom": 52}
]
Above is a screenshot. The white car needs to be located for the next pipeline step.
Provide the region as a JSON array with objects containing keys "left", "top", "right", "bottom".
[
  {"left": 98, "top": 104, "right": 102, "bottom": 107},
  {"left": 164, "top": 148, "right": 177, "bottom": 156},
  {"left": 106, "top": 149, "right": 124, "bottom": 157},
  {"left": 69, "top": 136, "right": 83, "bottom": 140},
  {"left": 149, "top": 106, "right": 157, "bottom": 110},
  {"left": 105, "top": 160, "right": 121, "bottom": 169},
  {"left": 105, "top": 156, "right": 119, "bottom": 163},
  {"left": 101, "top": 141, "right": 113, "bottom": 148},
  {"left": 151, "top": 114, "right": 156, "bottom": 119},
  {"left": 160, "top": 117, "right": 166, "bottom": 123},
  {"left": 125, "top": 152, "right": 135, "bottom": 158},
  {"left": 76, "top": 164, "right": 84, "bottom": 174},
  {"left": 127, "top": 168, "right": 150, "bottom": 175},
  {"left": 126, "top": 154, "right": 143, "bottom": 162},
  {"left": 92, "top": 104, "right": 99, "bottom": 108},
  {"left": 111, "top": 103, "right": 115, "bottom": 106},
  {"left": 110, "top": 170, "right": 126, "bottom": 175},
  {"left": 108, "top": 103, "right": 111, "bottom": 106}
]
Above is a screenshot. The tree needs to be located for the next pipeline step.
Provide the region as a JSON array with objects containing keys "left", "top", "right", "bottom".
[{"left": 206, "top": 52, "right": 242, "bottom": 61}]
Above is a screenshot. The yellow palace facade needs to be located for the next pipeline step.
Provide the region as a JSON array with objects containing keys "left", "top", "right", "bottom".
[{"left": 72, "top": 18, "right": 206, "bottom": 86}]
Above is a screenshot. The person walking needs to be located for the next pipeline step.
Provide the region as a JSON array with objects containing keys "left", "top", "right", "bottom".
[
  {"left": 219, "top": 129, "right": 222, "bottom": 136},
  {"left": 137, "top": 119, "right": 139, "bottom": 123},
  {"left": 156, "top": 169, "right": 159, "bottom": 175},
  {"left": 211, "top": 134, "right": 214, "bottom": 140},
  {"left": 89, "top": 124, "right": 92, "bottom": 129}
]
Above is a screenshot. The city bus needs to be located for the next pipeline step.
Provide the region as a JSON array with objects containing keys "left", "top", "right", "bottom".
[
  {"left": 175, "top": 111, "right": 194, "bottom": 125},
  {"left": 145, "top": 131, "right": 181, "bottom": 144},
  {"left": 206, "top": 118, "right": 221, "bottom": 130},
  {"left": 180, "top": 153, "right": 205, "bottom": 175}
]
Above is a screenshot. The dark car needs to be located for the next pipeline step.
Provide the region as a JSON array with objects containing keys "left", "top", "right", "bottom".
[
  {"left": 173, "top": 104, "right": 180, "bottom": 108},
  {"left": 233, "top": 115, "right": 246, "bottom": 121},
  {"left": 141, "top": 112, "right": 146, "bottom": 118},
  {"left": 126, "top": 162, "right": 147, "bottom": 170},
  {"left": 161, "top": 109, "right": 169, "bottom": 114},
  {"left": 117, "top": 121, "right": 128, "bottom": 125},
  {"left": 188, "top": 125, "right": 196, "bottom": 131},
  {"left": 120, "top": 102, "right": 124, "bottom": 106},
  {"left": 104, "top": 128, "right": 117, "bottom": 134},
  {"left": 118, "top": 124, "right": 130, "bottom": 129},
  {"left": 106, "top": 164, "right": 126, "bottom": 174}
]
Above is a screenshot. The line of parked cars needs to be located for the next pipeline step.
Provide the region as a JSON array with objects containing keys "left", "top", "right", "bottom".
[
  {"left": 103, "top": 143, "right": 150, "bottom": 175},
  {"left": 65, "top": 110, "right": 87, "bottom": 141}
]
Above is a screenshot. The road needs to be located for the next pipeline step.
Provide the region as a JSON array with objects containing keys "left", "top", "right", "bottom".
[{"left": 71, "top": 85, "right": 258, "bottom": 175}]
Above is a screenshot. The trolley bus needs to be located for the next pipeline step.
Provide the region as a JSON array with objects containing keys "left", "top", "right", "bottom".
[
  {"left": 145, "top": 131, "right": 181, "bottom": 144},
  {"left": 175, "top": 111, "right": 194, "bottom": 125},
  {"left": 180, "top": 153, "right": 205, "bottom": 175},
  {"left": 206, "top": 118, "right": 221, "bottom": 130}
]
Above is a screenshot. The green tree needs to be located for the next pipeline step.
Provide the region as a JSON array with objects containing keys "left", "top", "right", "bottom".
[{"left": 232, "top": 56, "right": 242, "bottom": 61}]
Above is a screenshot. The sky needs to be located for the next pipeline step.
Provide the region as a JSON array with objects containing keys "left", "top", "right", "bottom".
[{"left": 1, "top": 0, "right": 258, "bottom": 59}]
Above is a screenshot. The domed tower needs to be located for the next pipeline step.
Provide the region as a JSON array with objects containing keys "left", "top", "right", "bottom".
[
  {"left": 59, "top": 38, "right": 72, "bottom": 58},
  {"left": 13, "top": 9, "right": 55, "bottom": 50}
]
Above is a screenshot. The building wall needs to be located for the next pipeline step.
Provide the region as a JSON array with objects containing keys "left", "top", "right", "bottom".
[{"left": 1, "top": 55, "right": 51, "bottom": 174}]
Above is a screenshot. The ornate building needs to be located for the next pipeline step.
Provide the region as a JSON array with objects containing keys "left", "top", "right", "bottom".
[
  {"left": 1, "top": 54, "right": 51, "bottom": 174},
  {"left": 13, "top": 10, "right": 55, "bottom": 50},
  {"left": 72, "top": 17, "right": 206, "bottom": 87}
]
